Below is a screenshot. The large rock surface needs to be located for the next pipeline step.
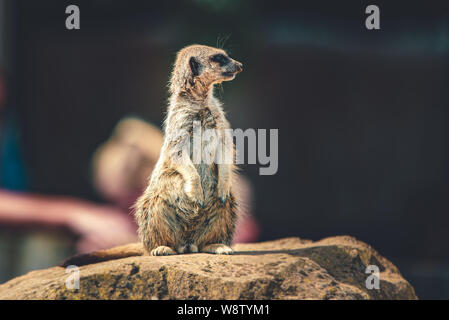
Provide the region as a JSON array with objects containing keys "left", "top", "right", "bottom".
[{"left": 0, "top": 236, "right": 417, "bottom": 300}]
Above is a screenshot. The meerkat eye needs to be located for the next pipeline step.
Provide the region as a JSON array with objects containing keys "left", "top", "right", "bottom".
[{"left": 210, "top": 54, "right": 229, "bottom": 66}]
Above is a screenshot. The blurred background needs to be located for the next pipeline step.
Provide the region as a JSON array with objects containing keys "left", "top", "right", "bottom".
[{"left": 0, "top": 0, "right": 448, "bottom": 299}]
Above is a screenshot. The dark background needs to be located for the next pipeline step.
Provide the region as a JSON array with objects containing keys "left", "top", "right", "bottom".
[{"left": 2, "top": 0, "right": 449, "bottom": 298}]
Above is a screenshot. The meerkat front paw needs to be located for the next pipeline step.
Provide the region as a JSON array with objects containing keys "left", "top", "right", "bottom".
[
  {"left": 150, "top": 246, "right": 177, "bottom": 256},
  {"left": 184, "top": 179, "right": 205, "bottom": 207},
  {"left": 201, "top": 244, "right": 233, "bottom": 255},
  {"left": 217, "top": 183, "right": 231, "bottom": 205}
]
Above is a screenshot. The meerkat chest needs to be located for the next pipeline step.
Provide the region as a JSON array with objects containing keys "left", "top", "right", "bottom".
[
  {"left": 189, "top": 107, "right": 223, "bottom": 196},
  {"left": 189, "top": 106, "right": 225, "bottom": 163},
  {"left": 193, "top": 106, "right": 220, "bottom": 129}
]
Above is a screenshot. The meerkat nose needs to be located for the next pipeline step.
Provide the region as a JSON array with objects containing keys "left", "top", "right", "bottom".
[{"left": 235, "top": 62, "right": 243, "bottom": 73}]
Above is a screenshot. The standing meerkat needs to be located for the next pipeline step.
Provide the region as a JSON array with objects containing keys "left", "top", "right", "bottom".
[
  {"left": 135, "top": 44, "right": 243, "bottom": 256},
  {"left": 60, "top": 44, "right": 243, "bottom": 266}
]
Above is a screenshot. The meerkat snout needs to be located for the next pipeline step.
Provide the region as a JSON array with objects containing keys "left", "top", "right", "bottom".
[
  {"left": 235, "top": 61, "right": 243, "bottom": 72},
  {"left": 223, "top": 60, "right": 243, "bottom": 78},
  {"left": 210, "top": 53, "right": 243, "bottom": 80}
]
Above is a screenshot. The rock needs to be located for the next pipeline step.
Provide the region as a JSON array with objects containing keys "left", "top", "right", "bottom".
[{"left": 0, "top": 236, "right": 417, "bottom": 300}]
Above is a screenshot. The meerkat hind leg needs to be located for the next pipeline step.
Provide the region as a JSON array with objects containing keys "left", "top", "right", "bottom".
[
  {"left": 150, "top": 246, "right": 177, "bottom": 256},
  {"left": 177, "top": 244, "right": 199, "bottom": 254},
  {"left": 201, "top": 244, "right": 233, "bottom": 255}
]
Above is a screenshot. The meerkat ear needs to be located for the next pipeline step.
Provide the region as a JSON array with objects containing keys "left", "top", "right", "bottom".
[{"left": 189, "top": 57, "right": 202, "bottom": 77}]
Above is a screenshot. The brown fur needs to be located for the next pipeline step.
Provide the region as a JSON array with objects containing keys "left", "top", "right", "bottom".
[
  {"left": 135, "top": 44, "right": 242, "bottom": 256},
  {"left": 60, "top": 243, "right": 144, "bottom": 267},
  {"left": 61, "top": 44, "right": 243, "bottom": 266}
]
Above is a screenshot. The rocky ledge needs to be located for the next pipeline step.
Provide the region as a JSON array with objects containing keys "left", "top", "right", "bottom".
[{"left": 0, "top": 236, "right": 417, "bottom": 299}]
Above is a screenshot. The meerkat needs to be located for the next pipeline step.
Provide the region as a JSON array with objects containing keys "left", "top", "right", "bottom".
[
  {"left": 61, "top": 44, "right": 243, "bottom": 266},
  {"left": 136, "top": 44, "right": 242, "bottom": 256}
]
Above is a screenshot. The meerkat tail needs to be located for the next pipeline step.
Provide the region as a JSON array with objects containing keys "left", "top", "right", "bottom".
[{"left": 59, "top": 242, "right": 144, "bottom": 267}]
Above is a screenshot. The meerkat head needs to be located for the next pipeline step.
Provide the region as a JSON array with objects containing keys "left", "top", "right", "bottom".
[{"left": 169, "top": 44, "right": 243, "bottom": 95}]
